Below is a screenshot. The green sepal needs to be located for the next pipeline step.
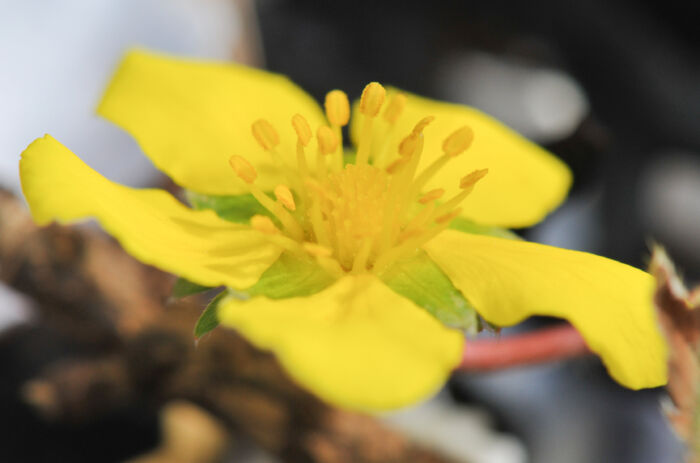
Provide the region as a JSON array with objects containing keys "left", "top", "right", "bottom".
[
  {"left": 382, "top": 251, "right": 480, "bottom": 333},
  {"left": 186, "top": 190, "right": 272, "bottom": 224},
  {"left": 194, "top": 290, "right": 230, "bottom": 339},
  {"left": 247, "top": 252, "right": 335, "bottom": 299},
  {"left": 449, "top": 217, "right": 521, "bottom": 240},
  {"left": 172, "top": 277, "right": 213, "bottom": 298}
]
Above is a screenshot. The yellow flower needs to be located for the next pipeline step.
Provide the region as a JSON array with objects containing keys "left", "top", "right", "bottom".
[{"left": 19, "top": 49, "right": 667, "bottom": 411}]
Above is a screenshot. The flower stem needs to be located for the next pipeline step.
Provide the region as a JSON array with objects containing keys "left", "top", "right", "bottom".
[{"left": 456, "top": 324, "right": 590, "bottom": 371}]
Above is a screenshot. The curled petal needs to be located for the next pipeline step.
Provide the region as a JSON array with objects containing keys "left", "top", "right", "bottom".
[
  {"left": 20, "top": 135, "right": 281, "bottom": 289},
  {"left": 425, "top": 230, "right": 667, "bottom": 389}
]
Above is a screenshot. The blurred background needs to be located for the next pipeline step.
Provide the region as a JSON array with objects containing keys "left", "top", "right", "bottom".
[{"left": 1, "top": 0, "right": 699, "bottom": 461}]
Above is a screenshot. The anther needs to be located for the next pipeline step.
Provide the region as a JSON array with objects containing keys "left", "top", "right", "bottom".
[
  {"left": 398, "top": 133, "right": 420, "bottom": 157},
  {"left": 359, "top": 82, "right": 386, "bottom": 117},
  {"left": 443, "top": 126, "right": 474, "bottom": 157},
  {"left": 399, "top": 117, "right": 433, "bottom": 156},
  {"left": 383, "top": 93, "right": 407, "bottom": 124},
  {"left": 251, "top": 119, "right": 280, "bottom": 151},
  {"left": 303, "top": 242, "right": 333, "bottom": 258},
  {"left": 250, "top": 215, "right": 279, "bottom": 234},
  {"left": 435, "top": 208, "right": 462, "bottom": 224},
  {"left": 274, "top": 185, "right": 296, "bottom": 211},
  {"left": 324, "top": 90, "right": 350, "bottom": 127},
  {"left": 412, "top": 116, "right": 435, "bottom": 135},
  {"left": 229, "top": 155, "right": 257, "bottom": 184},
  {"left": 460, "top": 168, "right": 489, "bottom": 190},
  {"left": 317, "top": 126, "right": 339, "bottom": 155},
  {"left": 419, "top": 188, "right": 445, "bottom": 204},
  {"left": 386, "top": 156, "right": 411, "bottom": 175},
  {"left": 292, "top": 114, "right": 312, "bottom": 146}
]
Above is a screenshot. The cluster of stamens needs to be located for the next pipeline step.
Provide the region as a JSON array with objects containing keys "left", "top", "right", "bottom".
[{"left": 228, "top": 82, "right": 486, "bottom": 277}]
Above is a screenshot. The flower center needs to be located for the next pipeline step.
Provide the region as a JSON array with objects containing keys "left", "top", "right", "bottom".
[{"left": 228, "top": 82, "right": 487, "bottom": 277}]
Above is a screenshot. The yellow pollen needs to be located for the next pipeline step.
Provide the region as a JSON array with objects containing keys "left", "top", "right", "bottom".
[
  {"left": 291, "top": 114, "right": 312, "bottom": 146},
  {"left": 250, "top": 214, "right": 279, "bottom": 234},
  {"left": 228, "top": 155, "right": 257, "bottom": 184},
  {"left": 317, "top": 126, "right": 339, "bottom": 155},
  {"left": 419, "top": 188, "right": 445, "bottom": 204},
  {"left": 460, "top": 168, "right": 489, "bottom": 189},
  {"left": 251, "top": 119, "right": 280, "bottom": 151},
  {"left": 324, "top": 90, "right": 350, "bottom": 127},
  {"left": 274, "top": 185, "right": 296, "bottom": 211},
  {"left": 359, "top": 82, "right": 386, "bottom": 117},
  {"left": 443, "top": 126, "right": 474, "bottom": 157},
  {"left": 383, "top": 93, "right": 407, "bottom": 124}
]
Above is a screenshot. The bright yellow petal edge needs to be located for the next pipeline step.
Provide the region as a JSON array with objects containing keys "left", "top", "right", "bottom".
[
  {"left": 350, "top": 89, "right": 573, "bottom": 228},
  {"left": 19, "top": 135, "right": 281, "bottom": 289},
  {"left": 425, "top": 230, "right": 668, "bottom": 389},
  {"left": 97, "top": 49, "right": 326, "bottom": 196},
  {"left": 217, "top": 274, "right": 464, "bottom": 411}
]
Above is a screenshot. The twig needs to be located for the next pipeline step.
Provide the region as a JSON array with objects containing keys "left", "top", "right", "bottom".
[
  {"left": 457, "top": 324, "right": 590, "bottom": 371},
  {"left": 0, "top": 189, "right": 457, "bottom": 463}
]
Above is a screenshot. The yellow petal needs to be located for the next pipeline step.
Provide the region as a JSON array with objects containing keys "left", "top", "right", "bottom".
[
  {"left": 218, "top": 274, "right": 464, "bottom": 410},
  {"left": 351, "top": 89, "right": 572, "bottom": 227},
  {"left": 20, "top": 135, "right": 281, "bottom": 289},
  {"left": 98, "top": 49, "right": 326, "bottom": 195},
  {"left": 424, "top": 230, "right": 667, "bottom": 389}
]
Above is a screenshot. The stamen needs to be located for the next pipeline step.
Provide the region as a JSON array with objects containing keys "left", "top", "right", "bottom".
[
  {"left": 274, "top": 185, "right": 296, "bottom": 211},
  {"left": 460, "top": 168, "right": 489, "bottom": 191},
  {"left": 324, "top": 90, "right": 350, "bottom": 127},
  {"left": 373, "top": 93, "right": 408, "bottom": 166},
  {"left": 356, "top": 82, "right": 386, "bottom": 165},
  {"left": 316, "top": 126, "right": 337, "bottom": 179},
  {"left": 442, "top": 126, "right": 474, "bottom": 157},
  {"left": 291, "top": 114, "right": 311, "bottom": 179},
  {"left": 373, "top": 217, "right": 454, "bottom": 275},
  {"left": 411, "top": 125, "right": 474, "bottom": 195},
  {"left": 359, "top": 82, "right": 386, "bottom": 117},
  {"left": 317, "top": 126, "right": 339, "bottom": 155},
  {"left": 383, "top": 93, "right": 407, "bottom": 124},
  {"left": 411, "top": 116, "right": 435, "bottom": 136},
  {"left": 251, "top": 119, "right": 280, "bottom": 151},
  {"left": 303, "top": 242, "right": 333, "bottom": 258},
  {"left": 435, "top": 208, "right": 462, "bottom": 224},
  {"left": 229, "top": 155, "right": 257, "bottom": 184},
  {"left": 250, "top": 214, "right": 279, "bottom": 234},
  {"left": 251, "top": 215, "right": 306, "bottom": 257},
  {"left": 229, "top": 155, "right": 304, "bottom": 240},
  {"left": 433, "top": 169, "right": 489, "bottom": 216},
  {"left": 418, "top": 188, "right": 445, "bottom": 204},
  {"left": 303, "top": 243, "right": 345, "bottom": 278},
  {"left": 385, "top": 156, "right": 411, "bottom": 175},
  {"left": 292, "top": 114, "right": 312, "bottom": 146}
]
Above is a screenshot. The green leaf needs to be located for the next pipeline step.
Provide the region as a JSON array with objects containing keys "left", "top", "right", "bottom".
[
  {"left": 186, "top": 191, "right": 271, "bottom": 224},
  {"left": 382, "top": 251, "right": 479, "bottom": 333},
  {"left": 194, "top": 290, "right": 231, "bottom": 339},
  {"left": 449, "top": 217, "right": 521, "bottom": 240},
  {"left": 172, "top": 277, "right": 213, "bottom": 298},
  {"left": 247, "top": 252, "right": 335, "bottom": 299}
]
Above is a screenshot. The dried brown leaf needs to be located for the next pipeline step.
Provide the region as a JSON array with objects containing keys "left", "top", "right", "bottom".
[{"left": 650, "top": 247, "right": 700, "bottom": 454}]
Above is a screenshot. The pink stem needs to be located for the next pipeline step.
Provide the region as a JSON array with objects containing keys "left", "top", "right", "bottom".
[{"left": 456, "top": 324, "right": 591, "bottom": 371}]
